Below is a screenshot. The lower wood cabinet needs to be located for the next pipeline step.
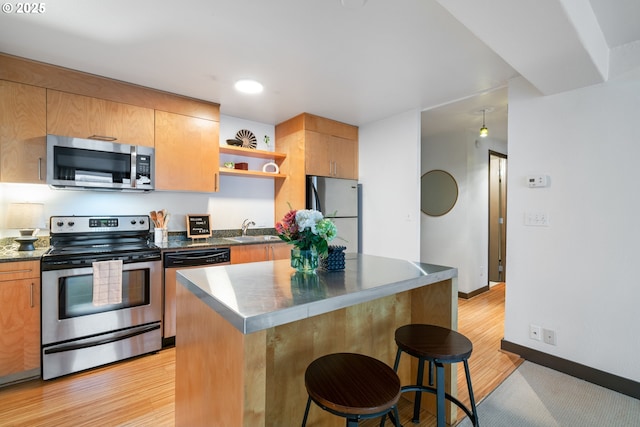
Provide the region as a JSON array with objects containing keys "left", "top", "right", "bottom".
[
  {"left": 230, "top": 243, "right": 289, "bottom": 264},
  {"left": 0, "top": 261, "right": 40, "bottom": 386}
]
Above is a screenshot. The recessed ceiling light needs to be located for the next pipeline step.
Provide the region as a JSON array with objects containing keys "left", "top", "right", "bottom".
[{"left": 234, "top": 79, "right": 263, "bottom": 94}]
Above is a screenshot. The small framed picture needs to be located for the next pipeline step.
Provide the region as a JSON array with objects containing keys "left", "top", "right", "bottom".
[{"left": 186, "top": 214, "right": 212, "bottom": 239}]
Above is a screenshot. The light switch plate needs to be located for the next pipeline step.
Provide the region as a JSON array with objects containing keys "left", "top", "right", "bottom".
[{"left": 524, "top": 212, "right": 550, "bottom": 226}]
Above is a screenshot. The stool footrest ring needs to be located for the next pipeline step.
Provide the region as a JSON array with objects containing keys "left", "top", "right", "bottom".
[
  {"left": 400, "top": 385, "right": 478, "bottom": 425},
  {"left": 308, "top": 396, "right": 400, "bottom": 422}
]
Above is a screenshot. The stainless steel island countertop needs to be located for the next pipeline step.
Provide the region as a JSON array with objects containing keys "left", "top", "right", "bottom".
[{"left": 176, "top": 253, "right": 457, "bottom": 334}]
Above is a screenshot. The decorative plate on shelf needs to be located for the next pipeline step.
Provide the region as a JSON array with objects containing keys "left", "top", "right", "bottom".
[{"left": 235, "top": 129, "right": 257, "bottom": 149}]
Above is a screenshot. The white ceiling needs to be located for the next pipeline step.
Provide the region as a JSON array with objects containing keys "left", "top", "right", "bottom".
[{"left": 1, "top": 0, "right": 638, "bottom": 141}]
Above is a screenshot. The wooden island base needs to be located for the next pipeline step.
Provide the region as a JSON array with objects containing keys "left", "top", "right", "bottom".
[{"left": 176, "top": 277, "right": 457, "bottom": 427}]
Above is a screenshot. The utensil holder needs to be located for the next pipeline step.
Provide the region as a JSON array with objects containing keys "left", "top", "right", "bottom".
[{"left": 154, "top": 228, "right": 167, "bottom": 244}]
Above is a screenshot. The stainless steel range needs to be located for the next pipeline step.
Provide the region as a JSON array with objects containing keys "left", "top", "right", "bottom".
[{"left": 40, "top": 215, "right": 162, "bottom": 380}]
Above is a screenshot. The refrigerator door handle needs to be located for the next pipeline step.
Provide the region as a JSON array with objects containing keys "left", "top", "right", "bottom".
[{"left": 311, "top": 179, "right": 322, "bottom": 212}]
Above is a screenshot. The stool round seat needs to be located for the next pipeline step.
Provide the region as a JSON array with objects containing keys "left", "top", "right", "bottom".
[
  {"left": 302, "top": 353, "right": 402, "bottom": 426},
  {"left": 395, "top": 323, "right": 473, "bottom": 362}
]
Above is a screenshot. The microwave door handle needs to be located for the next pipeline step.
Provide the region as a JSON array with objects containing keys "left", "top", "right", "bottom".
[{"left": 130, "top": 145, "right": 137, "bottom": 188}]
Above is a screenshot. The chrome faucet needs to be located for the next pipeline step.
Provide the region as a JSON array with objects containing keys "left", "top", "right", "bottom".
[{"left": 241, "top": 219, "right": 255, "bottom": 236}]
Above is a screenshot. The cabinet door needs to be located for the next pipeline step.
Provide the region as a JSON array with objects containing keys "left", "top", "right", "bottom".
[
  {"left": 0, "top": 261, "right": 40, "bottom": 378},
  {"left": 230, "top": 244, "right": 268, "bottom": 264},
  {"left": 330, "top": 135, "right": 358, "bottom": 179},
  {"left": 270, "top": 243, "right": 290, "bottom": 260},
  {"left": 0, "top": 80, "right": 46, "bottom": 183},
  {"left": 305, "top": 131, "right": 332, "bottom": 177},
  {"left": 231, "top": 243, "right": 289, "bottom": 264},
  {"left": 46, "top": 90, "right": 155, "bottom": 147},
  {"left": 305, "top": 131, "right": 358, "bottom": 179},
  {"left": 155, "top": 110, "right": 219, "bottom": 192}
]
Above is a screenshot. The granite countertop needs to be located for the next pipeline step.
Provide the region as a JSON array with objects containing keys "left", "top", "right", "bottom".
[
  {"left": 154, "top": 235, "right": 284, "bottom": 250},
  {"left": 0, "top": 230, "right": 283, "bottom": 262},
  {"left": 0, "top": 246, "right": 49, "bottom": 262},
  {"left": 177, "top": 254, "right": 458, "bottom": 334},
  {"left": 154, "top": 237, "right": 237, "bottom": 250},
  {"left": 0, "top": 237, "right": 49, "bottom": 262}
]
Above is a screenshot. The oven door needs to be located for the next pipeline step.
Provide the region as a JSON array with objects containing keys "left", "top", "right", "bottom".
[{"left": 41, "top": 259, "right": 162, "bottom": 346}]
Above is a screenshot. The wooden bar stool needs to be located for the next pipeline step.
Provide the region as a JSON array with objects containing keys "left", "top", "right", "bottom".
[
  {"left": 301, "top": 352, "right": 402, "bottom": 427},
  {"left": 393, "top": 324, "right": 479, "bottom": 427}
]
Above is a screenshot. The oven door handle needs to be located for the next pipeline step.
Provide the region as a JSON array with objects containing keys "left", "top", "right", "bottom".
[{"left": 43, "top": 323, "right": 160, "bottom": 355}]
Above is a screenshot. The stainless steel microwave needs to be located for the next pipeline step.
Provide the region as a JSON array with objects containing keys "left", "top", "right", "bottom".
[{"left": 46, "top": 135, "right": 154, "bottom": 191}]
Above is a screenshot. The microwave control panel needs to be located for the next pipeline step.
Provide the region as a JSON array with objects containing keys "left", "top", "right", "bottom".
[{"left": 137, "top": 155, "right": 152, "bottom": 178}]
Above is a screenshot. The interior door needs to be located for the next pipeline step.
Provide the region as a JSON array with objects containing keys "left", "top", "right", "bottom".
[{"left": 488, "top": 152, "right": 507, "bottom": 282}]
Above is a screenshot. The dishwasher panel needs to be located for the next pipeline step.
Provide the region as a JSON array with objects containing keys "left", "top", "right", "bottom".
[{"left": 163, "top": 248, "right": 230, "bottom": 346}]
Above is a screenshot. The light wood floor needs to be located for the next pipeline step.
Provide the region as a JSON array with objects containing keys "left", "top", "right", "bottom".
[{"left": 0, "top": 283, "right": 521, "bottom": 427}]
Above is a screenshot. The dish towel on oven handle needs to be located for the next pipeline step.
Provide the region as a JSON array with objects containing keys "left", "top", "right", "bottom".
[{"left": 92, "top": 259, "right": 123, "bottom": 306}]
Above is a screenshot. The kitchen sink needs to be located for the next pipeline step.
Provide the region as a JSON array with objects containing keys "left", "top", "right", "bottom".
[{"left": 224, "top": 235, "right": 282, "bottom": 243}]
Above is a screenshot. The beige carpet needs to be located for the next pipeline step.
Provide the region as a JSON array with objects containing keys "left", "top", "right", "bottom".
[{"left": 456, "top": 361, "right": 640, "bottom": 427}]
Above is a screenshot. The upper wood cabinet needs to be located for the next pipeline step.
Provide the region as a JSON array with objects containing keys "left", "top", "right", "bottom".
[
  {"left": 0, "top": 261, "right": 40, "bottom": 385},
  {"left": 305, "top": 131, "right": 358, "bottom": 179},
  {"left": 155, "top": 110, "right": 219, "bottom": 192},
  {"left": 46, "top": 90, "right": 155, "bottom": 147},
  {"left": 0, "top": 80, "right": 46, "bottom": 183},
  {"left": 274, "top": 113, "right": 358, "bottom": 221}
]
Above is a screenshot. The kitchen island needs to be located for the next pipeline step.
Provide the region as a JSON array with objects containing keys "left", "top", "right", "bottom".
[{"left": 175, "top": 254, "right": 458, "bottom": 427}]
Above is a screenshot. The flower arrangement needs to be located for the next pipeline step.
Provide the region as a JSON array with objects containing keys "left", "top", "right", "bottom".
[{"left": 275, "top": 209, "right": 337, "bottom": 256}]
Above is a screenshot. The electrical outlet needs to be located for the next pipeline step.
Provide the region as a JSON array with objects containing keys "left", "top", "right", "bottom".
[
  {"left": 543, "top": 328, "right": 556, "bottom": 345},
  {"left": 529, "top": 324, "right": 542, "bottom": 341}
]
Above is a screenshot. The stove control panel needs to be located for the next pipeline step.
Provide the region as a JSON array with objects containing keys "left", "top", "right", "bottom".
[{"left": 50, "top": 215, "right": 150, "bottom": 234}]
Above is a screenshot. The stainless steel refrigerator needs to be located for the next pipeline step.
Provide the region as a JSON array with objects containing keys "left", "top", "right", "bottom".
[{"left": 307, "top": 176, "right": 361, "bottom": 253}]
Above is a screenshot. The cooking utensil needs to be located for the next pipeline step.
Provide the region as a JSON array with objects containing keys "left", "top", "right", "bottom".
[
  {"left": 157, "top": 210, "right": 164, "bottom": 228},
  {"left": 150, "top": 211, "right": 158, "bottom": 227}
]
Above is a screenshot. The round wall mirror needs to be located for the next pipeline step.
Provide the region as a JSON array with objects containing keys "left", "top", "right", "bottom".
[{"left": 421, "top": 169, "right": 458, "bottom": 216}]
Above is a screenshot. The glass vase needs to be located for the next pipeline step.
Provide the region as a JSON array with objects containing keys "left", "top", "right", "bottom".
[{"left": 290, "top": 247, "right": 318, "bottom": 273}]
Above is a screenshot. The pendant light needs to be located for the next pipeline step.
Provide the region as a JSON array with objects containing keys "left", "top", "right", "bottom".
[{"left": 479, "top": 109, "right": 488, "bottom": 138}]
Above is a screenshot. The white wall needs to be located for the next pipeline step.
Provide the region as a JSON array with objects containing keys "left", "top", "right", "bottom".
[
  {"left": 359, "top": 109, "right": 421, "bottom": 261},
  {"left": 505, "top": 73, "right": 640, "bottom": 382},
  {"left": 0, "top": 115, "right": 276, "bottom": 236},
  {"left": 420, "top": 129, "right": 507, "bottom": 294}
]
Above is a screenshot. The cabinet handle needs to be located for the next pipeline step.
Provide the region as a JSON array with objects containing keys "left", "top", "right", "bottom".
[
  {"left": 39, "top": 157, "right": 43, "bottom": 181},
  {"left": 88, "top": 135, "right": 117, "bottom": 141},
  {"left": 30, "top": 282, "right": 34, "bottom": 308},
  {"left": 215, "top": 173, "right": 219, "bottom": 191}
]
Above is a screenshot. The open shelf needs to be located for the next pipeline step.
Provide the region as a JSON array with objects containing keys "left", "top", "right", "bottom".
[
  {"left": 219, "top": 168, "right": 287, "bottom": 179},
  {"left": 219, "top": 145, "right": 286, "bottom": 160},
  {"left": 219, "top": 145, "right": 287, "bottom": 179}
]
